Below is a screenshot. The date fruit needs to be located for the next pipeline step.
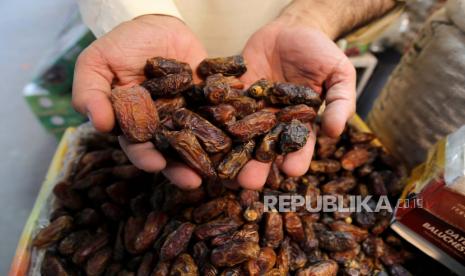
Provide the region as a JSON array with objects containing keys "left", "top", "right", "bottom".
[{"left": 111, "top": 85, "right": 159, "bottom": 143}]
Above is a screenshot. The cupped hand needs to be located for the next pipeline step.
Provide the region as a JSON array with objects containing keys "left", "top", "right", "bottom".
[
  {"left": 72, "top": 15, "right": 208, "bottom": 189},
  {"left": 238, "top": 20, "right": 356, "bottom": 190}
]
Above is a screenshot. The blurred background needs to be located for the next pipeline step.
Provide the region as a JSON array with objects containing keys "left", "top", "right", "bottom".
[{"left": 0, "top": 0, "right": 452, "bottom": 274}]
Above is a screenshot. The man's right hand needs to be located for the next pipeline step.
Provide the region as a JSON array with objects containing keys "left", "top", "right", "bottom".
[{"left": 72, "top": 15, "right": 208, "bottom": 189}]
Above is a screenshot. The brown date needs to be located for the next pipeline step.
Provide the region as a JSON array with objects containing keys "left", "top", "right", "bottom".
[
  {"left": 194, "top": 218, "right": 240, "bottom": 240},
  {"left": 85, "top": 246, "right": 112, "bottom": 276},
  {"left": 134, "top": 211, "right": 168, "bottom": 253},
  {"left": 164, "top": 129, "right": 217, "bottom": 179},
  {"left": 341, "top": 148, "right": 370, "bottom": 171},
  {"left": 329, "top": 221, "right": 368, "bottom": 242},
  {"left": 198, "top": 55, "right": 247, "bottom": 78},
  {"left": 317, "top": 230, "right": 357, "bottom": 252},
  {"left": 246, "top": 247, "right": 276, "bottom": 275},
  {"left": 144, "top": 56, "right": 191, "bottom": 78},
  {"left": 255, "top": 123, "right": 284, "bottom": 163},
  {"left": 247, "top": 78, "right": 273, "bottom": 99},
  {"left": 203, "top": 74, "right": 235, "bottom": 104},
  {"left": 41, "top": 252, "right": 74, "bottom": 276},
  {"left": 173, "top": 108, "right": 231, "bottom": 153},
  {"left": 263, "top": 211, "right": 284, "bottom": 248},
  {"left": 199, "top": 104, "right": 236, "bottom": 126},
  {"left": 269, "top": 83, "right": 322, "bottom": 108},
  {"left": 227, "top": 110, "right": 277, "bottom": 141},
  {"left": 277, "top": 104, "right": 317, "bottom": 123},
  {"left": 193, "top": 197, "right": 227, "bottom": 223},
  {"left": 296, "top": 260, "right": 338, "bottom": 276},
  {"left": 309, "top": 159, "right": 341, "bottom": 174},
  {"left": 225, "top": 96, "right": 257, "bottom": 118},
  {"left": 217, "top": 140, "right": 255, "bottom": 180},
  {"left": 111, "top": 85, "right": 159, "bottom": 143},
  {"left": 283, "top": 212, "right": 306, "bottom": 243},
  {"left": 154, "top": 96, "right": 186, "bottom": 120},
  {"left": 142, "top": 71, "right": 193, "bottom": 97},
  {"left": 280, "top": 120, "right": 309, "bottom": 154},
  {"left": 33, "top": 215, "right": 73, "bottom": 248},
  {"left": 169, "top": 253, "right": 199, "bottom": 276},
  {"left": 321, "top": 177, "right": 356, "bottom": 195},
  {"left": 160, "top": 222, "right": 195, "bottom": 261},
  {"left": 210, "top": 241, "right": 260, "bottom": 267}
]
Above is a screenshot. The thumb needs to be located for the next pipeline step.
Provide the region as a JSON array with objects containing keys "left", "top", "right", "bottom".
[
  {"left": 322, "top": 58, "right": 356, "bottom": 137},
  {"left": 72, "top": 46, "right": 115, "bottom": 132}
]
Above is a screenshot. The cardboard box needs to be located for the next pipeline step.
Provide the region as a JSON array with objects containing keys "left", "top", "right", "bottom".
[{"left": 23, "top": 12, "right": 95, "bottom": 138}]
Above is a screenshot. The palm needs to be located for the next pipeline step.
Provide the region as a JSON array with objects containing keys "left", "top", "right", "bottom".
[
  {"left": 242, "top": 25, "right": 350, "bottom": 95},
  {"left": 81, "top": 15, "right": 207, "bottom": 88}
]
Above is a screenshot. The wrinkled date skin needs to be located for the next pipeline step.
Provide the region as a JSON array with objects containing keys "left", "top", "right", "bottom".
[
  {"left": 227, "top": 110, "right": 277, "bottom": 141},
  {"left": 341, "top": 148, "right": 370, "bottom": 171},
  {"left": 246, "top": 247, "right": 276, "bottom": 275},
  {"left": 154, "top": 96, "right": 186, "bottom": 120},
  {"left": 276, "top": 104, "right": 317, "bottom": 123},
  {"left": 160, "top": 222, "right": 195, "bottom": 261},
  {"left": 144, "top": 56, "right": 192, "bottom": 78},
  {"left": 210, "top": 241, "right": 260, "bottom": 267},
  {"left": 317, "top": 230, "right": 358, "bottom": 252},
  {"left": 193, "top": 197, "right": 227, "bottom": 223},
  {"left": 194, "top": 218, "right": 240, "bottom": 240},
  {"left": 248, "top": 79, "right": 273, "bottom": 99},
  {"left": 263, "top": 212, "right": 284, "bottom": 248},
  {"left": 143, "top": 71, "right": 193, "bottom": 97},
  {"left": 133, "top": 211, "right": 168, "bottom": 253},
  {"left": 269, "top": 83, "right": 322, "bottom": 108},
  {"left": 280, "top": 120, "right": 309, "bottom": 154},
  {"left": 255, "top": 123, "right": 284, "bottom": 163},
  {"left": 225, "top": 96, "right": 257, "bottom": 118},
  {"left": 173, "top": 108, "right": 232, "bottom": 153},
  {"left": 203, "top": 74, "right": 236, "bottom": 105},
  {"left": 33, "top": 215, "right": 74, "bottom": 248},
  {"left": 217, "top": 140, "right": 255, "bottom": 180},
  {"left": 321, "top": 177, "right": 356, "bottom": 195},
  {"left": 296, "top": 260, "right": 338, "bottom": 276},
  {"left": 111, "top": 85, "right": 159, "bottom": 143},
  {"left": 310, "top": 159, "right": 341, "bottom": 174},
  {"left": 164, "top": 129, "right": 217, "bottom": 179},
  {"left": 197, "top": 55, "right": 247, "bottom": 78},
  {"left": 170, "top": 253, "right": 199, "bottom": 276},
  {"left": 199, "top": 104, "right": 236, "bottom": 126}
]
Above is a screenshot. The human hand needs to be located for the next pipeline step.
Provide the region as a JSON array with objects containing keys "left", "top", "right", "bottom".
[
  {"left": 72, "top": 15, "right": 208, "bottom": 189},
  {"left": 238, "top": 18, "right": 356, "bottom": 189}
]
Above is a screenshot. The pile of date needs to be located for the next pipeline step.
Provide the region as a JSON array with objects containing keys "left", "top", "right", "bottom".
[{"left": 32, "top": 56, "right": 446, "bottom": 276}]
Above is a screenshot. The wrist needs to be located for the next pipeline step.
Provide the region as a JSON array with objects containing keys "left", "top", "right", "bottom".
[{"left": 276, "top": 2, "right": 340, "bottom": 40}]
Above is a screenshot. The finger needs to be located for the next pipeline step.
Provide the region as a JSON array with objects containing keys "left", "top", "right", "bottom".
[
  {"left": 280, "top": 125, "right": 317, "bottom": 177},
  {"left": 118, "top": 136, "right": 167, "bottom": 172},
  {"left": 162, "top": 161, "right": 202, "bottom": 190},
  {"left": 72, "top": 47, "right": 115, "bottom": 132},
  {"left": 237, "top": 160, "right": 272, "bottom": 190},
  {"left": 322, "top": 58, "right": 356, "bottom": 137}
]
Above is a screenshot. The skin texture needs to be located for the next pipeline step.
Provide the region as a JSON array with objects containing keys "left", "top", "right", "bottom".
[{"left": 73, "top": 0, "right": 395, "bottom": 189}]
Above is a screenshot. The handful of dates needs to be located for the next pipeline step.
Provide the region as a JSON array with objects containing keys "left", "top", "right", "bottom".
[
  {"left": 31, "top": 123, "right": 451, "bottom": 275},
  {"left": 111, "top": 55, "right": 320, "bottom": 180}
]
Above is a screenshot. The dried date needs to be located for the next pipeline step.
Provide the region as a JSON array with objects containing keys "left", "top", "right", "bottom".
[
  {"left": 269, "top": 83, "right": 322, "bottom": 108},
  {"left": 227, "top": 110, "right": 277, "bottom": 141},
  {"left": 164, "top": 129, "right": 217, "bottom": 179},
  {"left": 33, "top": 215, "right": 73, "bottom": 248},
  {"left": 217, "top": 140, "right": 255, "bottom": 180},
  {"left": 255, "top": 123, "right": 285, "bottom": 163},
  {"left": 173, "top": 108, "right": 231, "bottom": 153},
  {"left": 198, "top": 55, "right": 246, "bottom": 78},
  {"left": 111, "top": 85, "right": 159, "bottom": 143},
  {"left": 144, "top": 57, "right": 191, "bottom": 78},
  {"left": 276, "top": 104, "right": 317, "bottom": 123},
  {"left": 210, "top": 241, "right": 260, "bottom": 267},
  {"left": 280, "top": 120, "right": 309, "bottom": 154},
  {"left": 143, "top": 71, "right": 193, "bottom": 97},
  {"left": 160, "top": 222, "right": 195, "bottom": 261}
]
